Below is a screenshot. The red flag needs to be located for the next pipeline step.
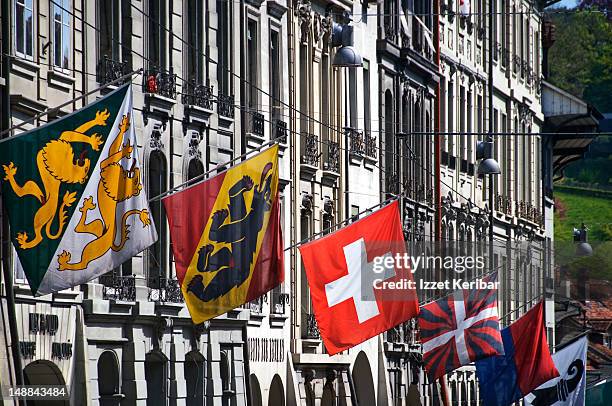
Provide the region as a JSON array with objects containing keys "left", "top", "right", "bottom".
[
  {"left": 163, "top": 146, "right": 283, "bottom": 323},
  {"left": 299, "top": 200, "right": 419, "bottom": 355}
]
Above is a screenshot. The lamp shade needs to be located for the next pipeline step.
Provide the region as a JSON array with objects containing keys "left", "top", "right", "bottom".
[
  {"left": 332, "top": 46, "right": 363, "bottom": 67},
  {"left": 477, "top": 158, "right": 501, "bottom": 175},
  {"left": 575, "top": 242, "right": 593, "bottom": 257}
]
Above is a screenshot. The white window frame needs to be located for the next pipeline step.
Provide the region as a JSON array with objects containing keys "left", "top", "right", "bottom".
[
  {"left": 14, "top": 0, "right": 34, "bottom": 59},
  {"left": 52, "top": 0, "right": 71, "bottom": 70}
]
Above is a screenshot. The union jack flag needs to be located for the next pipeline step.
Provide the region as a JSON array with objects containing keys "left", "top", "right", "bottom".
[{"left": 418, "top": 272, "right": 503, "bottom": 380}]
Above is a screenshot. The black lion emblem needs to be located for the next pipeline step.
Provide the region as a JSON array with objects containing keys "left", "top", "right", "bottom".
[{"left": 186, "top": 162, "right": 274, "bottom": 302}]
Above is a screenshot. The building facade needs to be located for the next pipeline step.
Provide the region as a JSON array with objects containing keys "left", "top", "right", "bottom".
[{"left": 0, "top": 0, "right": 554, "bottom": 405}]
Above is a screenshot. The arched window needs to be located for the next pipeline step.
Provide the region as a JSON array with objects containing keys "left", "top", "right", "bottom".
[
  {"left": 148, "top": 148, "right": 168, "bottom": 288},
  {"left": 220, "top": 350, "right": 232, "bottom": 393},
  {"left": 145, "top": 351, "right": 168, "bottom": 406},
  {"left": 187, "top": 159, "right": 204, "bottom": 181},
  {"left": 98, "top": 351, "right": 120, "bottom": 406},
  {"left": 185, "top": 351, "right": 205, "bottom": 406}
]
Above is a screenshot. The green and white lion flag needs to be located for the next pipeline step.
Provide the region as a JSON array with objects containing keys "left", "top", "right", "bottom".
[{"left": 0, "top": 85, "right": 157, "bottom": 296}]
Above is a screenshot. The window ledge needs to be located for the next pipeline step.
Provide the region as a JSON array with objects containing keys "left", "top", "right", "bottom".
[
  {"left": 269, "top": 313, "right": 288, "bottom": 328},
  {"left": 11, "top": 57, "right": 40, "bottom": 81},
  {"left": 48, "top": 69, "right": 75, "bottom": 92}
]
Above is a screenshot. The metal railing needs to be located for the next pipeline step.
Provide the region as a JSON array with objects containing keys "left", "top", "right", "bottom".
[
  {"left": 347, "top": 128, "right": 364, "bottom": 155},
  {"left": 274, "top": 119, "right": 288, "bottom": 142},
  {"left": 305, "top": 313, "right": 320, "bottom": 339},
  {"left": 148, "top": 278, "right": 184, "bottom": 303},
  {"left": 96, "top": 55, "right": 129, "bottom": 86},
  {"left": 217, "top": 93, "right": 235, "bottom": 118},
  {"left": 271, "top": 292, "right": 289, "bottom": 315},
  {"left": 364, "top": 132, "right": 377, "bottom": 159},
  {"left": 143, "top": 66, "right": 177, "bottom": 99},
  {"left": 250, "top": 111, "right": 265, "bottom": 136},
  {"left": 323, "top": 140, "right": 340, "bottom": 173},
  {"left": 100, "top": 274, "right": 136, "bottom": 302},
  {"left": 301, "top": 132, "right": 320, "bottom": 166},
  {"left": 182, "top": 80, "right": 214, "bottom": 110}
]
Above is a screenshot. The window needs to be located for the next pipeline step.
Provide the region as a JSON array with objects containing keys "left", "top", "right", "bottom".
[
  {"left": 15, "top": 0, "right": 34, "bottom": 58},
  {"left": 220, "top": 349, "right": 233, "bottom": 394},
  {"left": 246, "top": 20, "right": 258, "bottom": 109},
  {"left": 447, "top": 82, "right": 454, "bottom": 155},
  {"left": 467, "top": 91, "right": 473, "bottom": 162},
  {"left": 52, "top": 0, "right": 71, "bottom": 69},
  {"left": 459, "top": 86, "right": 465, "bottom": 160},
  {"left": 98, "top": 0, "right": 119, "bottom": 61},
  {"left": 148, "top": 147, "right": 168, "bottom": 287},
  {"left": 186, "top": 0, "right": 204, "bottom": 83},
  {"left": 363, "top": 60, "right": 371, "bottom": 136},
  {"left": 98, "top": 351, "right": 120, "bottom": 405},
  {"left": 187, "top": 159, "right": 204, "bottom": 181},
  {"left": 148, "top": 0, "right": 166, "bottom": 68},
  {"left": 217, "top": 0, "right": 232, "bottom": 95},
  {"left": 270, "top": 30, "right": 281, "bottom": 122}
]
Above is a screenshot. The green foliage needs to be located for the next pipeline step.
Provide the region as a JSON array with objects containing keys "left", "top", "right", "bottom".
[
  {"left": 548, "top": 9, "right": 612, "bottom": 112},
  {"left": 553, "top": 189, "right": 612, "bottom": 242}
]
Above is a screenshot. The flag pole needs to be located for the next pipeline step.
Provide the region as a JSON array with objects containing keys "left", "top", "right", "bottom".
[{"left": 1, "top": 0, "right": 25, "bottom": 390}]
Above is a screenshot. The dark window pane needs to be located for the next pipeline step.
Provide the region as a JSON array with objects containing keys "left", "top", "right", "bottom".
[
  {"left": 25, "top": 10, "right": 33, "bottom": 56},
  {"left": 16, "top": 3, "right": 25, "bottom": 54},
  {"left": 54, "top": 20, "right": 62, "bottom": 66}
]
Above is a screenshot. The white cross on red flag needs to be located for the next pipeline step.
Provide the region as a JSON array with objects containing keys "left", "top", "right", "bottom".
[{"left": 299, "top": 200, "right": 419, "bottom": 355}]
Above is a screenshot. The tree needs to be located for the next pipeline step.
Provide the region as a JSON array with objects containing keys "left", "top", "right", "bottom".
[{"left": 547, "top": 9, "right": 612, "bottom": 112}]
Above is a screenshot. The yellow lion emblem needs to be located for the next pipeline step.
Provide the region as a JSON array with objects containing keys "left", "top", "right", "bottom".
[
  {"left": 56, "top": 113, "right": 151, "bottom": 271},
  {"left": 2, "top": 109, "right": 109, "bottom": 249}
]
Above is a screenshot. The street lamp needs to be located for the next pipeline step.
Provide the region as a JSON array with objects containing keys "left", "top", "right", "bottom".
[
  {"left": 331, "top": 18, "right": 363, "bottom": 68},
  {"left": 476, "top": 141, "right": 501, "bottom": 175},
  {"left": 573, "top": 223, "right": 593, "bottom": 257}
]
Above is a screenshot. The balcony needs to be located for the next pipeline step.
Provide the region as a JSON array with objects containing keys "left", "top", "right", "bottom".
[
  {"left": 100, "top": 274, "right": 136, "bottom": 302},
  {"left": 323, "top": 140, "right": 340, "bottom": 173},
  {"left": 274, "top": 119, "right": 288, "bottom": 143},
  {"left": 250, "top": 111, "right": 265, "bottom": 137},
  {"left": 411, "top": 15, "right": 434, "bottom": 61},
  {"left": 300, "top": 133, "right": 320, "bottom": 179},
  {"left": 304, "top": 313, "right": 320, "bottom": 339},
  {"left": 217, "top": 93, "right": 235, "bottom": 119},
  {"left": 143, "top": 66, "right": 177, "bottom": 99},
  {"left": 241, "top": 295, "right": 265, "bottom": 314},
  {"left": 385, "top": 171, "right": 400, "bottom": 195},
  {"left": 348, "top": 128, "right": 364, "bottom": 155},
  {"left": 182, "top": 80, "right": 214, "bottom": 110},
  {"left": 271, "top": 292, "right": 289, "bottom": 315},
  {"left": 495, "top": 194, "right": 513, "bottom": 216},
  {"left": 364, "top": 132, "right": 377, "bottom": 160},
  {"left": 148, "top": 278, "right": 184, "bottom": 303},
  {"left": 96, "top": 56, "right": 129, "bottom": 86}
]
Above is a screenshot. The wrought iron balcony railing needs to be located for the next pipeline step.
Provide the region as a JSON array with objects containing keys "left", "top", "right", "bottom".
[
  {"left": 182, "top": 80, "right": 214, "bottom": 110},
  {"left": 96, "top": 56, "right": 129, "bottom": 86},
  {"left": 100, "top": 274, "right": 136, "bottom": 302},
  {"left": 148, "top": 278, "right": 184, "bottom": 303},
  {"left": 305, "top": 313, "right": 320, "bottom": 339},
  {"left": 143, "top": 66, "right": 177, "bottom": 99},
  {"left": 271, "top": 292, "right": 289, "bottom": 315},
  {"left": 274, "top": 119, "right": 288, "bottom": 142},
  {"left": 364, "top": 132, "right": 377, "bottom": 159},
  {"left": 250, "top": 111, "right": 265, "bottom": 136},
  {"left": 301, "top": 132, "right": 320, "bottom": 166},
  {"left": 241, "top": 295, "right": 266, "bottom": 313},
  {"left": 347, "top": 128, "right": 364, "bottom": 155},
  {"left": 386, "top": 172, "right": 400, "bottom": 195},
  {"left": 217, "top": 93, "right": 235, "bottom": 118},
  {"left": 323, "top": 140, "right": 340, "bottom": 173}
]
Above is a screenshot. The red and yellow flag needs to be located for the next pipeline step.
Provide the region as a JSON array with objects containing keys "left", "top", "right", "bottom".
[{"left": 163, "top": 146, "right": 283, "bottom": 323}]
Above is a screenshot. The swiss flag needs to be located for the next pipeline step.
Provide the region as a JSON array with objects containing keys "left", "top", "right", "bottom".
[{"left": 299, "top": 200, "right": 419, "bottom": 355}]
